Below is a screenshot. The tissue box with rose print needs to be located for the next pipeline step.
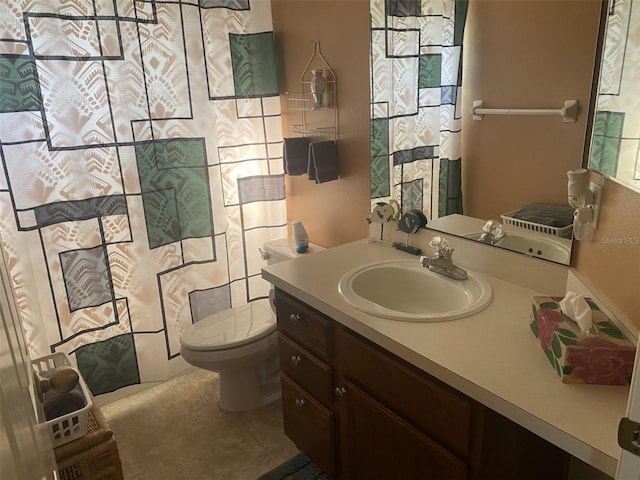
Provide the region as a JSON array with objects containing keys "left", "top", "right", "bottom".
[{"left": 530, "top": 296, "right": 635, "bottom": 385}]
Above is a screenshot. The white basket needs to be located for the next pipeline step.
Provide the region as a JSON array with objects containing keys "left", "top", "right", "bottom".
[
  {"left": 32, "top": 352, "right": 93, "bottom": 448},
  {"left": 501, "top": 210, "right": 573, "bottom": 239}
]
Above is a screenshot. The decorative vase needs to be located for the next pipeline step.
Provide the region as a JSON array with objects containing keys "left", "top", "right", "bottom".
[{"left": 310, "top": 69, "right": 327, "bottom": 110}]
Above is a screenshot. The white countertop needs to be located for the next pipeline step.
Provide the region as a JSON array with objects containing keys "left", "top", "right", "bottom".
[{"left": 262, "top": 237, "right": 630, "bottom": 477}]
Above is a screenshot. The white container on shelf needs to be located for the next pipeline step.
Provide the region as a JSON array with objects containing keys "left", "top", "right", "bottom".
[{"left": 501, "top": 210, "right": 573, "bottom": 238}]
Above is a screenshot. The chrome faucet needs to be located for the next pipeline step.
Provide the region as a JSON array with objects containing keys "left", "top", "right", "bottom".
[
  {"left": 419, "top": 236, "right": 468, "bottom": 281},
  {"left": 478, "top": 219, "right": 506, "bottom": 246}
]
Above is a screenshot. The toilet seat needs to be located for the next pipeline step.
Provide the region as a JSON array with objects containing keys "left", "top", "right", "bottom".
[{"left": 180, "top": 299, "right": 275, "bottom": 352}]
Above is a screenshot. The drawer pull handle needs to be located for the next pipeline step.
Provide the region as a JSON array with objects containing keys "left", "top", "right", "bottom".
[
  {"left": 291, "top": 355, "right": 303, "bottom": 367},
  {"left": 295, "top": 398, "right": 306, "bottom": 409},
  {"left": 335, "top": 386, "right": 347, "bottom": 400},
  {"left": 290, "top": 313, "right": 301, "bottom": 325}
]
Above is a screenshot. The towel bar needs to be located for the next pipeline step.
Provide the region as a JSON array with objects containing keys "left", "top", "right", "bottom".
[{"left": 472, "top": 99, "right": 578, "bottom": 123}]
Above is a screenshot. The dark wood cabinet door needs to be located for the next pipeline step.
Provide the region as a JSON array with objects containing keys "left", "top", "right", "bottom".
[
  {"left": 280, "top": 375, "right": 336, "bottom": 478},
  {"left": 336, "top": 378, "right": 468, "bottom": 480},
  {"left": 336, "top": 326, "right": 472, "bottom": 458}
]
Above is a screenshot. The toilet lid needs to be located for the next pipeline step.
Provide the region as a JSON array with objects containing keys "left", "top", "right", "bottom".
[{"left": 180, "top": 299, "right": 275, "bottom": 351}]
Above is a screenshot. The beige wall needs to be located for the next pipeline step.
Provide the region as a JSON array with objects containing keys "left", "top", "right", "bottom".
[
  {"left": 271, "top": 0, "right": 370, "bottom": 248},
  {"left": 573, "top": 176, "right": 640, "bottom": 328},
  {"left": 271, "top": 1, "right": 639, "bottom": 328}
]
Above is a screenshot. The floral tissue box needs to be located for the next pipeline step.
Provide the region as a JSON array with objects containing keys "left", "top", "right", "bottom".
[{"left": 530, "top": 296, "right": 635, "bottom": 386}]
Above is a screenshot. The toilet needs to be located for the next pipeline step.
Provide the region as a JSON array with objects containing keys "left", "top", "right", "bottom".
[{"left": 179, "top": 237, "right": 323, "bottom": 411}]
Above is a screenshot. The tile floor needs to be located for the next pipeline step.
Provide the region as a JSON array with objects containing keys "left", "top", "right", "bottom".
[{"left": 100, "top": 368, "right": 299, "bottom": 479}]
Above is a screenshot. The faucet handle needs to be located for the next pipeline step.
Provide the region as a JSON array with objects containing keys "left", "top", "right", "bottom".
[
  {"left": 482, "top": 220, "right": 505, "bottom": 240},
  {"left": 482, "top": 219, "right": 500, "bottom": 233},
  {"left": 429, "top": 236, "right": 452, "bottom": 255}
]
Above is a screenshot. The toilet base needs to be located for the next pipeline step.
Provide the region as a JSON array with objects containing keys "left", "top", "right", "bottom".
[{"left": 218, "top": 369, "right": 281, "bottom": 412}]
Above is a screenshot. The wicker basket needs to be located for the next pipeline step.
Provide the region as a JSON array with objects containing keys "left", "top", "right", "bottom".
[{"left": 54, "top": 405, "right": 124, "bottom": 480}]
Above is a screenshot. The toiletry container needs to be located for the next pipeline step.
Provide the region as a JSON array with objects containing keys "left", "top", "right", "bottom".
[
  {"left": 291, "top": 220, "right": 309, "bottom": 253},
  {"left": 179, "top": 238, "right": 324, "bottom": 411}
]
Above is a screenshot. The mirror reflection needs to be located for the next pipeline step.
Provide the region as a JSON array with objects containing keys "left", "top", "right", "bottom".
[
  {"left": 369, "top": 1, "right": 604, "bottom": 265},
  {"left": 588, "top": 0, "right": 640, "bottom": 192},
  {"left": 428, "top": 214, "right": 572, "bottom": 265}
]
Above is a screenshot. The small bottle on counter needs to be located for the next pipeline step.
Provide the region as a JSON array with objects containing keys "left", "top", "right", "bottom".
[{"left": 291, "top": 220, "right": 309, "bottom": 253}]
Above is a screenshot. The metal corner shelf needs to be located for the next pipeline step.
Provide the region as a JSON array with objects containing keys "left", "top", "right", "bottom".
[
  {"left": 286, "top": 91, "right": 335, "bottom": 112},
  {"left": 286, "top": 40, "right": 338, "bottom": 141},
  {"left": 291, "top": 125, "right": 337, "bottom": 137}
]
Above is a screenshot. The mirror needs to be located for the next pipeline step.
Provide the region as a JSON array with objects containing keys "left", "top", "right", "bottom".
[
  {"left": 369, "top": 1, "right": 605, "bottom": 266},
  {"left": 587, "top": 0, "right": 640, "bottom": 193}
]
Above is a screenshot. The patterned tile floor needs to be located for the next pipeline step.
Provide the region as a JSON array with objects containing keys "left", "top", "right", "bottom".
[{"left": 101, "top": 369, "right": 299, "bottom": 479}]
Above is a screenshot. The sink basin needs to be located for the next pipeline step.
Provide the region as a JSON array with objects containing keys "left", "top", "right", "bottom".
[
  {"left": 338, "top": 260, "right": 492, "bottom": 322},
  {"left": 466, "top": 232, "right": 571, "bottom": 263}
]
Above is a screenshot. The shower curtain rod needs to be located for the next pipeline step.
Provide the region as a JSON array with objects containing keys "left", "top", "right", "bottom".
[{"left": 472, "top": 99, "right": 578, "bottom": 123}]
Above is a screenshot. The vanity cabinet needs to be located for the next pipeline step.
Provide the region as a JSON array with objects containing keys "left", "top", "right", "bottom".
[{"left": 275, "top": 288, "right": 571, "bottom": 480}]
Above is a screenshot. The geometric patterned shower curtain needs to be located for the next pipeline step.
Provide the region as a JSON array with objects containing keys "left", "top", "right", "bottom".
[
  {"left": 370, "top": 0, "right": 467, "bottom": 219},
  {"left": 0, "top": 0, "right": 286, "bottom": 395}
]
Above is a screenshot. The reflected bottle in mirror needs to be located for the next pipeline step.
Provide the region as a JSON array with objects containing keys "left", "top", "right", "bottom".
[{"left": 310, "top": 69, "right": 327, "bottom": 110}]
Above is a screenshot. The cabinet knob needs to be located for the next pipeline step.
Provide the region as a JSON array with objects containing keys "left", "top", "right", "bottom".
[
  {"left": 335, "top": 386, "right": 347, "bottom": 400},
  {"left": 289, "top": 313, "right": 301, "bottom": 325},
  {"left": 295, "top": 398, "right": 306, "bottom": 409},
  {"left": 291, "top": 355, "right": 303, "bottom": 367}
]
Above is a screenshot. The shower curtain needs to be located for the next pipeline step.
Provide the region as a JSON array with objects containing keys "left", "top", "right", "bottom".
[
  {"left": 0, "top": 0, "right": 287, "bottom": 394},
  {"left": 370, "top": 0, "right": 467, "bottom": 219}
]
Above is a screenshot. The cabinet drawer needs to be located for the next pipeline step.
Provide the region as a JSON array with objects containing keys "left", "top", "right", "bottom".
[
  {"left": 275, "top": 289, "right": 331, "bottom": 361},
  {"left": 280, "top": 375, "right": 335, "bottom": 478},
  {"left": 336, "top": 327, "right": 472, "bottom": 458},
  {"left": 278, "top": 334, "right": 333, "bottom": 407}
]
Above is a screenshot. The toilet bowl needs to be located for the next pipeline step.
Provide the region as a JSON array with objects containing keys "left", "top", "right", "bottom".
[
  {"left": 180, "top": 300, "right": 280, "bottom": 411},
  {"left": 179, "top": 237, "right": 323, "bottom": 411}
]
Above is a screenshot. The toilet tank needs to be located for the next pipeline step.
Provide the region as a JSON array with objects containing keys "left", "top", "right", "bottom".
[{"left": 261, "top": 237, "right": 325, "bottom": 265}]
